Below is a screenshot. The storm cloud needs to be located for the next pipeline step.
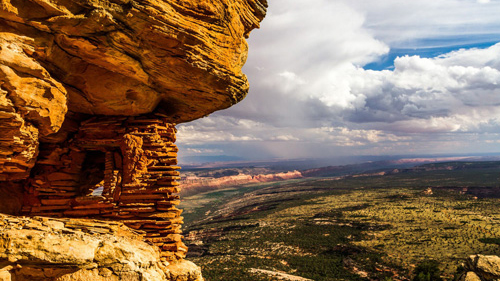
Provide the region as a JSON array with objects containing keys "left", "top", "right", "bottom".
[{"left": 177, "top": 0, "right": 500, "bottom": 162}]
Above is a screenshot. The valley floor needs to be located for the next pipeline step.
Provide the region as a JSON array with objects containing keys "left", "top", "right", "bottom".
[{"left": 180, "top": 162, "right": 500, "bottom": 280}]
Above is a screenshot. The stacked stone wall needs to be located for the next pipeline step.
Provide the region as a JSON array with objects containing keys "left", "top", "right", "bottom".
[{"left": 22, "top": 115, "right": 186, "bottom": 261}]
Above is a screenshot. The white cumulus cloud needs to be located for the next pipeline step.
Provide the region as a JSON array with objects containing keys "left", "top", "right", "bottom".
[{"left": 176, "top": 0, "right": 500, "bottom": 162}]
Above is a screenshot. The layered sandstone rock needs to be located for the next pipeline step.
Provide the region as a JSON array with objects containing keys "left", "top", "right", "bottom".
[
  {"left": 0, "top": 0, "right": 267, "bottom": 181},
  {"left": 0, "top": 0, "right": 267, "bottom": 279},
  {"left": 0, "top": 33, "right": 67, "bottom": 181},
  {"left": 460, "top": 255, "right": 500, "bottom": 281},
  {"left": 0, "top": 213, "right": 203, "bottom": 281},
  {"left": 19, "top": 117, "right": 187, "bottom": 261},
  {"left": 1, "top": 0, "right": 266, "bottom": 119},
  {"left": 181, "top": 170, "right": 303, "bottom": 196}
]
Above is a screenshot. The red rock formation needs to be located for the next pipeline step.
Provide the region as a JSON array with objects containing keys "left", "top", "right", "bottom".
[
  {"left": 0, "top": 34, "right": 67, "bottom": 181},
  {"left": 0, "top": 213, "right": 203, "bottom": 281},
  {"left": 0, "top": 0, "right": 268, "bottom": 272},
  {"left": 0, "top": 0, "right": 267, "bottom": 181},
  {"left": 181, "top": 170, "right": 303, "bottom": 195},
  {"left": 21, "top": 116, "right": 186, "bottom": 261}
]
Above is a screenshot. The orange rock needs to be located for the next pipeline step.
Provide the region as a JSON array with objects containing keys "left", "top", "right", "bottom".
[
  {"left": 46, "top": 172, "right": 77, "bottom": 182},
  {"left": 40, "top": 199, "right": 71, "bottom": 206},
  {"left": 120, "top": 134, "right": 148, "bottom": 184},
  {"left": 0, "top": 34, "right": 67, "bottom": 181},
  {"left": 1, "top": 0, "right": 267, "bottom": 122},
  {"left": 0, "top": 0, "right": 267, "bottom": 183},
  {"left": 0, "top": 0, "right": 268, "bottom": 269}
]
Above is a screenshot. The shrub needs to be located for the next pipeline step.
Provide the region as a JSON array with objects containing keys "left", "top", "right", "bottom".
[{"left": 412, "top": 259, "right": 443, "bottom": 281}]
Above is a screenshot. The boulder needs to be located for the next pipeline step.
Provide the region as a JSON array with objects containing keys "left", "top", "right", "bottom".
[
  {"left": 461, "top": 254, "right": 500, "bottom": 281},
  {"left": 0, "top": 213, "right": 203, "bottom": 281}
]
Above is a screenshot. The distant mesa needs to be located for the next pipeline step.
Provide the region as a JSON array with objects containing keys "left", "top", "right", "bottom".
[{"left": 181, "top": 170, "right": 303, "bottom": 195}]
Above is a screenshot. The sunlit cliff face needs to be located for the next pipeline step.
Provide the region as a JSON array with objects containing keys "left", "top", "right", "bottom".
[
  {"left": 0, "top": 0, "right": 267, "bottom": 184},
  {"left": 0, "top": 0, "right": 268, "bottom": 274}
]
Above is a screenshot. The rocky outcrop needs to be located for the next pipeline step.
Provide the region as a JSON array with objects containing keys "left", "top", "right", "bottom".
[
  {"left": 181, "top": 170, "right": 303, "bottom": 196},
  {"left": 0, "top": 0, "right": 267, "bottom": 279},
  {"left": 0, "top": 213, "right": 203, "bottom": 281},
  {"left": 0, "top": 33, "right": 67, "bottom": 181},
  {"left": 21, "top": 116, "right": 187, "bottom": 261},
  {"left": 0, "top": 0, "right": 267, "bottom": 181},
  {"left": 1, "top": 0, "right": 266, "bottom": 119},
  {"left": 460, "top": 255, "right": 500, "bottom": 281}
]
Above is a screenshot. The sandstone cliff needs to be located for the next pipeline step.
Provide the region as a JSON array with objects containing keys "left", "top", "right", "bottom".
[
  {"left": 181, "top": 170, "right": 303, "bottom": 196},
  {"left": 0, "top": 0, "right": 267, "bottom": 182},
  {"left": 460, "top": 255, "right": 500, "bottom": 281},
  {"left": 0, "top": 213, "right": 203, "bottom": 281},
  {"left": 0, "top": 0, "right": 267, "bottom": 280}
]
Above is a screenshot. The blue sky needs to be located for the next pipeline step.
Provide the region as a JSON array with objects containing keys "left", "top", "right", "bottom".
[
  {"left": 177, "top": 0, "right": 500, "bottom": 164},
  {"left": 365, "top": 41, "right": 500, "bottom": 70}
]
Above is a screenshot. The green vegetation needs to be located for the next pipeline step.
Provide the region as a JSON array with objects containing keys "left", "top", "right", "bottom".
[
  {"left": 182, "top": 162, "right": 500, "bottom": 280},
  {"left": 412, "top": 260, "right": 443, "bottom": 281}
]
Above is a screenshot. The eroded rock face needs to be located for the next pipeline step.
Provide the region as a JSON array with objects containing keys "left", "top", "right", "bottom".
[
  {"left": 181, "top": 170, "right": 303, "bottom": 196},
  {"left": 460, "top": 255, "right": 500, "bottom": 281},
  {"left": 0, "top": 33, "right": 67, "bottom": 181},
  {"left": 1, "top": 0, "right": 266, "bottom": 120},
  {"left": 0, "top": 0, "right": 267, "bottom": 181},
  {"left": 0, "top": 1, "right": 267, "bottom": 278},
  {"left": 0, "top": 213, "right": 203, "bottom": 281},
  {"left": 22, "top": 117, "right": 187, "bottom": 261}
]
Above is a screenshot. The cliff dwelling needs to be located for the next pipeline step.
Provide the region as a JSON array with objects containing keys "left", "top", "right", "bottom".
[
  {"left": 21, "top": 116, "right": 186, "bottom": 261},
  {"left": 0, "top": 0, "right": 268, "bottom": 279}
]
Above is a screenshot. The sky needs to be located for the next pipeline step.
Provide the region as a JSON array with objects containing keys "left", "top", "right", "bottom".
[{"left": 177, "top": 0, "right": 500, "bottom": 164}]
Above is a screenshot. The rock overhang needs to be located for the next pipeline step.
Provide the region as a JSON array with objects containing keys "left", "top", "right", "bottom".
[
  {"left": 0, "top": 0, "right": 268, "bottom": 274},
  {"left": 0, "top": 0, "right": 267, "bottom": 181},
  {"left": 1, "top": 0, "right": 267, "bottom": 123}
]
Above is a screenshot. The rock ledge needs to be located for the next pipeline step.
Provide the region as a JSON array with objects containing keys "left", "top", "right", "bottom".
[
  {"left": 460, "top": 255, "right": 500, "bottom": 281},
  {"left": 0, "top": 214, "right": 203, "bottom": 281}
]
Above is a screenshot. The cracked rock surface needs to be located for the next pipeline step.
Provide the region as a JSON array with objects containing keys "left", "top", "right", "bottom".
[{"left": 0, "top": 213, "right": 203, "bottom": 281}]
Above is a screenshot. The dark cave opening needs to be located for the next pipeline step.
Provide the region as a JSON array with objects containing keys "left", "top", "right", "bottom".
[{"left": 79, "top": 150, "right": 106, "bottom": 196}]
